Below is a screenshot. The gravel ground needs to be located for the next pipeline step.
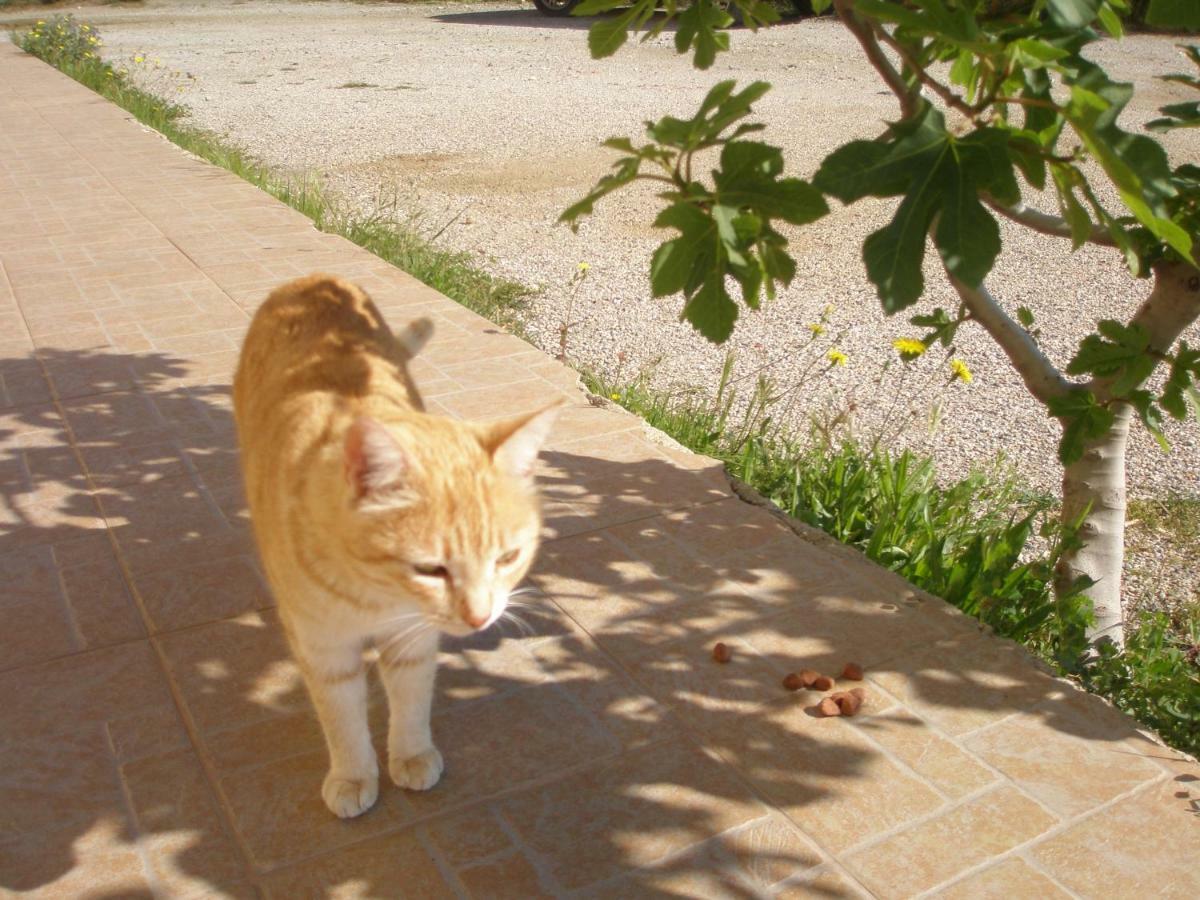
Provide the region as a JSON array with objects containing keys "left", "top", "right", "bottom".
[{"left": 7, "top": 0, "right": 1198, "bottom": 613}]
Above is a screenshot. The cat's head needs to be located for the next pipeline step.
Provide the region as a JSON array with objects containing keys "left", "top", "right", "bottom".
[{"left": 338, "top": 403, "right": 561, "bottom": 636}]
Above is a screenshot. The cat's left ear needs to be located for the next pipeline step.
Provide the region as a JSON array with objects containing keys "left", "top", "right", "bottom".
[
  {"left": 344, "top": 417, "right": 415, "bottom": 510},
  {"left": 480, "top": 401, "right": 564, "bottom": 481}
]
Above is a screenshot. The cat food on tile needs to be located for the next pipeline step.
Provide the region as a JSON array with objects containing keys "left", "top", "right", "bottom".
[
  {"left": 712, "top": 642, "right": 733, "bottom": 663},
  {"left": 841, "top": 662, "right": 864, "bottom": 680},
  {"left": 798, "top": 669, "right": 821, "bottom": 688},
  {"left": 783, "top": 673, "right": 804, "bottom": 691},
  {"left": 812, "top": 675, "right": 834, "bottom": 692},
  {"left": 833, "top": 691, "right": 863, "bottom": 716},
  {"left": 850, "top": 687, "right": 866, "bottom": 700},
  {"left": 818, "top": 697, "right": 841, "bottom": 717}
]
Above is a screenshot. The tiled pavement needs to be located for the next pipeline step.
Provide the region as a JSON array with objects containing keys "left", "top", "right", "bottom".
[{"left": 1, "top": 40, "right": 1198, "bottom": 900}]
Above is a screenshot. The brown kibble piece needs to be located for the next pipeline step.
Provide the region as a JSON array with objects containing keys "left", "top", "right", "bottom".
[
  {"left": 798, "top": 669, "right": 820, "bottom": 688},
  {"left": 842, "top": 662, "right": 864, "bottom": 680},
  {"left": 712, "top": 642, "right": 732, "bottom": 664},
  {"left": 833, "top": 691, "right": 863, "bottom": 716},
  {"left": 812, "top": 675, "right": 834, "bottom": 692},
  {"left": 818, "top": 697, "right": 841, "bottom": 717},
  {"left": 783, "top": 673, "right": 804, "bottom": 692},
  {"left": 850, "top": 687, "right": 866, "bottom": 700}
]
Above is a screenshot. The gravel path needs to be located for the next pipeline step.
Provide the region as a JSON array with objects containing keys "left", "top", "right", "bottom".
[{"left": 7, "top": 0, "right": 1197, "bottom": 609}]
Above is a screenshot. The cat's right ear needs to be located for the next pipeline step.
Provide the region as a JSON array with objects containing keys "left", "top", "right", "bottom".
[{"left": 343, "top": 417, "right": 414, "bottom": 510}]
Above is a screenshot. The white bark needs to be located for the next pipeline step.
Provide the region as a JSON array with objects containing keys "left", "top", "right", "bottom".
[
  {"left": 1057, "top": 261, "right": 1200, "bottom": 649},
  {"left": 1056, "top": 404, "right": 1134, "bottom": 647}
]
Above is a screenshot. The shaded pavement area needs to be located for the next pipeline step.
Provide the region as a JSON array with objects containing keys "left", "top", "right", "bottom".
[{"left": 1, "top": 41, "right": 1198, "bottom": 900}]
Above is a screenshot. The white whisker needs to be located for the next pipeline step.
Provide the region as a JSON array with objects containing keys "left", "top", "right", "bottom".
[{"left": 379, "top": 622, "right": 436, "bottom": 660}]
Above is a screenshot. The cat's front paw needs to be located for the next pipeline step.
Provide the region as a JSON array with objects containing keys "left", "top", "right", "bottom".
[
  {"left": 389, "top": 747, "right": 443, "bottom": 791},
  {"left": 322, "top": 772, "right": 379, "bottom": 818}
]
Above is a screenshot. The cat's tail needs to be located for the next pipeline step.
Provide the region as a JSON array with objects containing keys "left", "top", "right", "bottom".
[{"left": 397, "top": 317, "right": 434, "bottom": 357}]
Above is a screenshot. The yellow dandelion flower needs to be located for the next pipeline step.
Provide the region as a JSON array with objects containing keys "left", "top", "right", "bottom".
[
  {"left": 892, "top": 337, "right": 926, "bottom": 359},
  {"left": 807, "top": 323, "right": 826, "bottom": 337},
  {"left": 577, "top": 261, "right": 590, "bottom": 272},
  {"left": 827, "top": 349, "right": 848, "bottom": 367},
  {"left": 81, "top": 24, "right": 90, "bottom": 31},
  {"left": 134, "top": 55, "right": 144, "bottom": 64},
  {"left": 950, "top": 359, "right": 973, "bottom": 384},
  {"left": 609, "top": 393, "right": 621, "bottom": 401}
]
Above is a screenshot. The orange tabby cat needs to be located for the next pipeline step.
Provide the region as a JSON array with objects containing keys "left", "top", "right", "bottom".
[{"left": 233, "top": 274, "right": 559, "bottom": 818}]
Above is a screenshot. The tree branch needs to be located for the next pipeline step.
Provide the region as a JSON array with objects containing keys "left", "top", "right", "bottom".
[
  {"left": 1091, "top": 260, "right": 1200, "bottom": 401},
  {"left": 983, "top": 196, "right": 1118, "bottom": 248},
  {"left": 870, "top": 22, "right": 977, "bottom": 121},
  {"left": 944, "top": 269, "right": 1073, "bottom": 405},
  {"left": 833, "top": 0, "right": 919, "bottom": 119}
]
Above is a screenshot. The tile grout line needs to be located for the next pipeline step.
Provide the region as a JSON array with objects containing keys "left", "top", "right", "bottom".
[
  {"left": 907, "top": 772, "right": 1171, "bottom": 899},
  {"left": 102, "top": 720, "right": 171, "bottom": 900}
]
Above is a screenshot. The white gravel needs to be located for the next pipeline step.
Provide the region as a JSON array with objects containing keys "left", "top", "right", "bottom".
[{"left": 10, "top": 0, "right": 1197, "bottom": 605}]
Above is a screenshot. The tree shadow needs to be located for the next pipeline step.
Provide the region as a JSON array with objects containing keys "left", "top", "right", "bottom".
[
  {"left": 431, "top": 8, "right": 672, "bottom": 32},
  {"left": 0, "top": 343, "right": 1192, "bottom": 897}
]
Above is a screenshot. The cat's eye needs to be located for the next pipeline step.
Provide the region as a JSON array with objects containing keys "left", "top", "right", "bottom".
[
  {"left": 413, "top": 563, "right": 450, "bottom": 580},
  {"left": 497, "top": 549, "right": 520, "bottom": 567}
]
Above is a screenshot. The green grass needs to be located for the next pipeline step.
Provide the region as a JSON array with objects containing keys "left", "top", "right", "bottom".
[
  {"left": 589, "top": 361, "right": 1200, "bottom": 756},
  {"left": 12, "top": 15, "right": 528, "bottom": 332}
]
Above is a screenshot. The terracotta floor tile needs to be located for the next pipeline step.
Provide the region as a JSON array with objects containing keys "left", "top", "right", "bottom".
[
  {"left": 697, "top": 697, "right": 944, "bottom": 854},
  {"left": 497, "top": 740, "right": 768, "bottom": 893},
  {"left": 527, "top": 633, "right": 677, "bottom": 750},
  {"left": 0, "top": 818, "right": 151, "bottom": 898},
  {"left": 0, "top": 533, "right": 145, "bottom": 670},
  {"left": 843, "top": 785, "right": 1058, "bottom": 898},
  {"left": 218, "top": 746, "right": 413, "bottom": 870},
  {"left": 774, "top": 866, "right": 872, "bottom": 899},
  {"left": 931, "top": 857, "right": 1073, "bottom": 899},
  {"left": 0, "top": 641, "right": 188, "bottom": 764},
  {"left": 133, "top": 554, "right": 270, "bottom": 633},
  {"left": 868, "top": 634, "right": 1064, "bottom": 736},
  {"left": 259, "top": 827, "right": 455, "bottom": 898},
  {"left": 676, "top": 814, "right": 825, "bottom": 893},
  {"left": 156, "top": 610, "right": 309, "bottom": 741},
  {"left": 965, "top": 711, "right": 1165, "bottom": 818},
  {"left": 421, "top": 805, "right": 514, "bottom": 869},
  {"left": 121, "top": 748, "right": 249, "bottom": 898},
  {"left": 406, "top": 684, "right": 619, "bottom": 815},
  {"left": 857, "top": 707, "right": 997, "bottom": 800},
  {"left": 458, "top": 849, "right": 558, "bottom": 898},
  {"left": 1028, "top": 777, "right": 1200, "bottom": 898}
]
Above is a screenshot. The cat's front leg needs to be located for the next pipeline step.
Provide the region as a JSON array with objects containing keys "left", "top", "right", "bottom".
[
  {"left": 378, "top": 629, "right": 442, "bottom": 791},
  {"left": 294, "top": 639, "right": 379, "bottom": 818}
]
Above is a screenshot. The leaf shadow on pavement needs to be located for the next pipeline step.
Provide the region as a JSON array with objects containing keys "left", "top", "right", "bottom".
[{"left": 0, "top": 344, "right": 1191, "bottom": 897}]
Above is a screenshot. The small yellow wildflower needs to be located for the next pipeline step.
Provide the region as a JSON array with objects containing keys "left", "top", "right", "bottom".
[
  {"left": 808, "top": 323, "right": 826, "bottom": 337},
  {"left": 36, "top": 20, "right": 44, "bottom": 26},
  {"left": 892, "top": 337, "right": 926, "bottom": 359},
  {"left": 134, "top": 55, "right": 144, "bottom": 64},
  {"left": 81, "top": 24, "right": 90, "bottom": 32},
  {"left": 827, "top": 349, "right": 848, "bottom": 367},
  {"left": 609, "top": 393, "right": 621, "bottom": 401},
  {"left": 950, "top": 359, "right": 973, "bottom": 384},
  {"left": 577, "top": 261, "right": 590, "bottom": 272}
]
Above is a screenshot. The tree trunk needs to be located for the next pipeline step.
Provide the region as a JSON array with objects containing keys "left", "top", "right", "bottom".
[
  {"left": 1055, "top": 261, "right": 1200, "bottom": 650},
  {"left": 1056, "top": 403, "right": 1133, "bottom": 648}
]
